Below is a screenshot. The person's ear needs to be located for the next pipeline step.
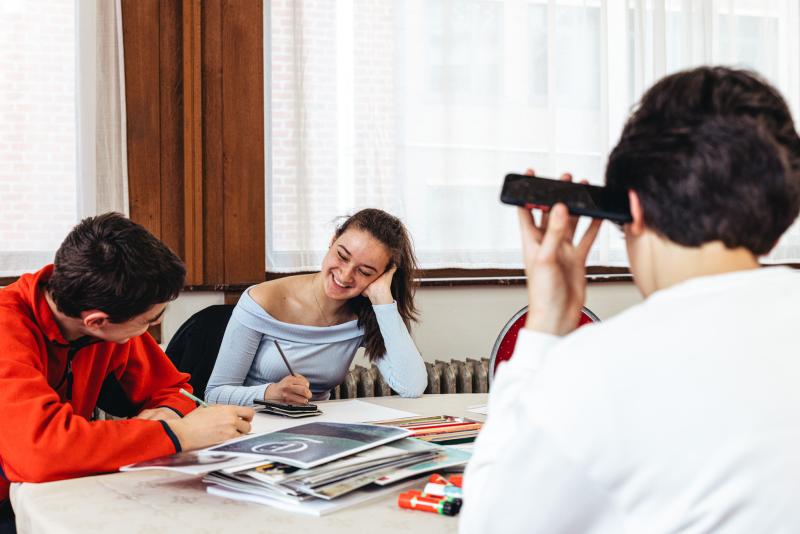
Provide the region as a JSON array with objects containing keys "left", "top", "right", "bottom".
[
  {"left": 82, "top": 310, "right": 110, "bottom": 330},
  {"left": 627, "top": 190, "right": 646, "bottom": 237}
]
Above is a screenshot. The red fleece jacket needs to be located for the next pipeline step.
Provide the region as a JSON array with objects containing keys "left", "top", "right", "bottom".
[{"left": 0, "top": 265, "right": 196, "bottom": 502}]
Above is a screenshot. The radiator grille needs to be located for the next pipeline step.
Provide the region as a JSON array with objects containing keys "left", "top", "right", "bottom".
[{"left": 330, "top": 358, "right": 490, "bottom": 399}]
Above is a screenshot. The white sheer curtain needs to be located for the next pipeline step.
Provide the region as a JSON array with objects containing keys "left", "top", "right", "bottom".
[
  {"left": 265, "top": 0, "right": 800, "bottom": 272},
  {"left": 0, "top": 0, "right": 128, "bottom": 277},
  {"left": 80, "top": 0, "right": 130, "bottom": 218}
]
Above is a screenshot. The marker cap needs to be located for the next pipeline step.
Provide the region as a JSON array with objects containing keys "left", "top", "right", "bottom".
[
  {"left": 429, "top": 473, "right": 450, "bottom": 485},
  {"left": 398, "top": 492, "right": 462, "bottom": 514},
  {"left": 424, "top": 482, "right": 463, "bottom": 499}
]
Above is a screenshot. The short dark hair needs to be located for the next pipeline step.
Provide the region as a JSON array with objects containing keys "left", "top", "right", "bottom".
[
  {"left": 47, "top": 212, "right": 186, "bottom": 322},
  {"left": 606, "top": 66, "right": 800, "bottom": 255}
]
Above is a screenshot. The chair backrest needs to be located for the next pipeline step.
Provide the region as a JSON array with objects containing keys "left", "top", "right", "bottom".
[
  {"left": 488, "top": 305, "right": 599, "bottom": 385},
  {"left": 165, "top": 304, "right": 235, "bottom": 400}
]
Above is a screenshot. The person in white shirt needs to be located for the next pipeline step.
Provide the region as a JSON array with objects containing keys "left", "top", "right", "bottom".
[{"left": 461, "top": 66, "right": 800, "bottom": 533}]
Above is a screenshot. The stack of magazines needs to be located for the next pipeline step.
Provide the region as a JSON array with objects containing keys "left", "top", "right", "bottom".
[
  {"left": 125, "top": 421, "right": 471, "bottom": 515},
  {"left": 370, "top": 415, "right": 483, "bottom": 444}
]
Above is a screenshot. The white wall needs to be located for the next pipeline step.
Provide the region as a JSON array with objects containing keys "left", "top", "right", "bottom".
[
  {"left": 409, "top": 282, "right": 642, "bottom": 363},
  {"left": 161, "top": 291, "right": 224, "bottom": 344},
  {"left": 161, "top": 282, "right": 643, "bottom": 364}
]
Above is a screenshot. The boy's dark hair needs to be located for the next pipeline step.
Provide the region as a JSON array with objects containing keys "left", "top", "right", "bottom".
[
  {"left": 47, "top": 212, "right": 186, "bottom": 323},
  {"left": 606, "top": 66, "right": 800, "bottom": 255}
]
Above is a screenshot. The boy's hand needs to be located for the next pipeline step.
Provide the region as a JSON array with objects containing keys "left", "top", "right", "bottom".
[
  {"left": 166, "top": 405, "right": 254, "bottom": 451},
  {"left": 135, "top": 407, "right": 181, "bottom": 421},
  {"left": 518, "top": 170, "right": 602, "bottom": 336}
]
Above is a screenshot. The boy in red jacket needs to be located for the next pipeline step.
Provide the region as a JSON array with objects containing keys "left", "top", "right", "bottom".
[{"left": 0, "top": 213, "right": 253, "bottom": 532}]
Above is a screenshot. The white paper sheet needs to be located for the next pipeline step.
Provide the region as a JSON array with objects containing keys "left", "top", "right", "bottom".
[
  {"left": 467, "top": 404, "right": 488, "bottom": 415},
  {"left": 250, "top": 399, "right": 419, "bottom": 434}
]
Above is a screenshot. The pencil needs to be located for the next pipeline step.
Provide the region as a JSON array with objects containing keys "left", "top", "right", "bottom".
[
  {"left": 179, "top": 388, "right": 209, "bottom": 408},
  {"left": 272, "top": 339, "right": 296, "bottom": 377}
]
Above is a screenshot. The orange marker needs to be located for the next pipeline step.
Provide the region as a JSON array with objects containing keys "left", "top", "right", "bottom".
[
  {"left": 401, "top": 490, "right": 462, "bottom": 508},
  {"left": 398, "top": 492, "right": 460, "bottom": 516},
  {"left": 400, "top": 490, "right": 445, "bottom": 504},
  {"left": 428, "top": 472, "right": 464, "bottom": 488},
  {"left": 428, "top": 473, "right": 451, "bottom": 485}
]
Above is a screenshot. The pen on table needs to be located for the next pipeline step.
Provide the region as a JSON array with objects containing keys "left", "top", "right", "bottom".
[
  {"left": 179, "top": 388, "right": 209, "bottom": 408},
  {"left": 272, "top": 339, "right": 296, "bottom": 377}
]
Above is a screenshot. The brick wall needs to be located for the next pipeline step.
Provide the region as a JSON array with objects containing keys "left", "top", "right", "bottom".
[
  {"left": 267, "top": 0, "right": 398, "bottom": 269},
  {"left": 269, "top": 0, "right": 339, "bottom": 257},
  {"left": 0, "top": 0, "right": 77, "bottom": 270},
  {"left": 352, "top": 0, "right": 397, "bottom": 212}
]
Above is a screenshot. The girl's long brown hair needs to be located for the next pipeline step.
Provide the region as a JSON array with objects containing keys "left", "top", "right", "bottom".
[{"left": 337, "top": 209, "right": 419, "bottom": 361}]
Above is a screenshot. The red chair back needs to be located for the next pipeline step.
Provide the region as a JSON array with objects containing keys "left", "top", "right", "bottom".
[{"left": 488, "top": 306, "right": 600, "bottom": 385}]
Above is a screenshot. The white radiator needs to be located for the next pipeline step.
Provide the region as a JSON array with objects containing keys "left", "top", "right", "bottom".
[{"left": 330, "top": 358, "right": 490, "bottom": 399}]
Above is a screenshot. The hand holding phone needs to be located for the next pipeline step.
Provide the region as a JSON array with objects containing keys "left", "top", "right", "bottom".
[
  {"left": 500, "top": 173, "right": 632, "bottom": 223},
  {"left": 510, "top": 170, "right": 604, "bottom": 336}
]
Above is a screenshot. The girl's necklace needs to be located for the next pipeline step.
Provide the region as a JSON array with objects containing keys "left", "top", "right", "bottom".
[{"left": 310, "top": 273, "right": 337, "bottom": 326}]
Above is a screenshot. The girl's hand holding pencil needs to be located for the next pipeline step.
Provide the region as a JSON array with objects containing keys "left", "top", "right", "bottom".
[{"left": 263, "top": 340, "right": 312, "bottom": 405}]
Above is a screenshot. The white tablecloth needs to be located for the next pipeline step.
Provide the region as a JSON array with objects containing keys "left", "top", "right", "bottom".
[{"left": 11, "top": 393, "right": 487, "bottom": 534}]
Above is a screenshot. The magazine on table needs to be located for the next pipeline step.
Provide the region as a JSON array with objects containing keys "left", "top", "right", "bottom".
[
  {"left": 206, "top": 478, "right": 420, "bottom": 517},
  {"left": 284, "top": 449, "right": 439, "bottom": 500},
  {"left": 246, "top": 442, "right": 428, "bottom": 486},
  {"left": 208, "top": 421, "right": 411, "bottom": 469},
  {"left": 195, "top": 418, "right": 474, "bottom": 514},
  {"left": 296, "top": 455, "right": 434, "bottom": 500},
  {"left": 120, "top": 450, "right": 264, "bottom": 475},
  {"left": 204, "top": 470, "right": 312, "bottom": 504},
  {"left": 373, "top": 441, "right": 472, "bottom": 486},
  {"left": 369, "top": 414, "right": 483, "bottom": 444},
  {"left": 204, "top": 438, "right": 439, "bottom": 499}
]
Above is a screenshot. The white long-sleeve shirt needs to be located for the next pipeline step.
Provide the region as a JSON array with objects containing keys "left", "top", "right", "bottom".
[{"left": 462, "top": 267, "right": 800, "bottom": 534}]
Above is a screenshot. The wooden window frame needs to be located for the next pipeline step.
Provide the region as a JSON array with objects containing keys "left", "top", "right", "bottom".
[{"left": 122, "top": 0, "right": 265, "bottom": 289}]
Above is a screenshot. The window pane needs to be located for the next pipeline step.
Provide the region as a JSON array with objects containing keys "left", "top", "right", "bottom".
[
  {"left": 266, "top": 0, "right": 800, "bottom": 271},
  {"left": 0, "top": 0, "right": 77, "bottom": 276}
]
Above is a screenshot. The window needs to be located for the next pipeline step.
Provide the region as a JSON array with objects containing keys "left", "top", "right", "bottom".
[
  {"left": 265, "top": 0, "right": 800, "bottom": 273},
  {"left": 0, "top": 0, "right": 78, "bottom": 276},
  {"left": 0, "top": 1, "right": 128, "bottom": 278}
]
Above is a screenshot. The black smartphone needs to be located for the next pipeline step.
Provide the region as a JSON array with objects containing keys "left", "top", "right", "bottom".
[
  {"left": 253, "top": 399, "right": 319, "bottom": 412},
  {"left": 500, "top": 173, "right": 632, "bottom": 223}
]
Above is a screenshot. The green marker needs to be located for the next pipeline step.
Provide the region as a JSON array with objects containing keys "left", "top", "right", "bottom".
[{"left": 179, "top": 388, "right": 209, "bottom": 408}]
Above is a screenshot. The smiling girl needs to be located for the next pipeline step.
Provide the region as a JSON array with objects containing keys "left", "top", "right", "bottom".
[{"left": 205, "top": 209, "right": 428, "bottom": 405}]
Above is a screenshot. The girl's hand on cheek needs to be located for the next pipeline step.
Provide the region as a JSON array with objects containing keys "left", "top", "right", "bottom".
[{"left": 362, "top": 265, "right": 396, "bottom": 305}]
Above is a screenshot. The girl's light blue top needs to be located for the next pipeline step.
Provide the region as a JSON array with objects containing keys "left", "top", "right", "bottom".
[{"left": 205, "top": 287, "right": 428, "bottom": 405}]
